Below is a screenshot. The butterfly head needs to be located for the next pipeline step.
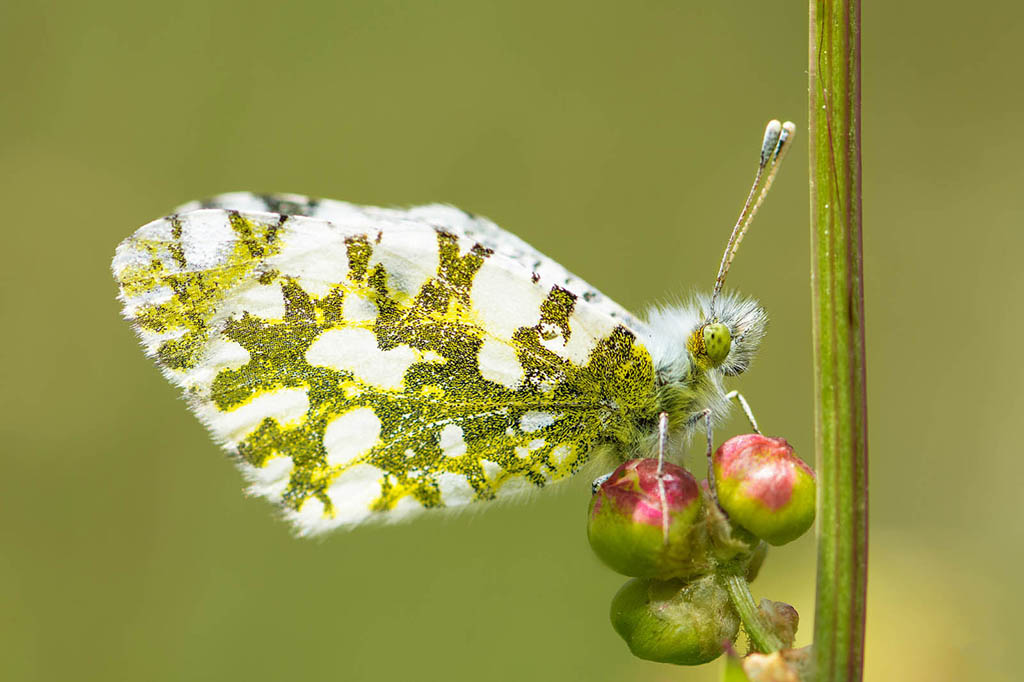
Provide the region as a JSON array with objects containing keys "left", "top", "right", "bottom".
[
  {"left": 642, "top": 292, "right": 765, "bottom": 382},
  {"left": 688, "top": 292, "right": 766, "bottom": 375},
  {"left": 688, "top": 321, "right": 731, "bottom": 368}
]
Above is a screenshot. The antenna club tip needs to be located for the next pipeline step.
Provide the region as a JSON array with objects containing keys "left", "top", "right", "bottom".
[
  {"left": 717, "top": 119, "right": 796, "bottom": 294},
  {"left": 763, "top": 120, "right": 783, "bottom": 145},
  {"left": 761, "top": 125, "right": 781, "bottom": 164},
  {"left": 764, "top": 120, "right": 797, "bottom": 139}
]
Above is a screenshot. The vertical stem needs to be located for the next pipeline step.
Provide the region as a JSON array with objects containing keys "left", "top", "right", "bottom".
[{"left": 809, "top": 1, "right": 868, "bottom": 681}]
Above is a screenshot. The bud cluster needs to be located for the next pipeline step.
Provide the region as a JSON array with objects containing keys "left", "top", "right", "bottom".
[{"left": 587, "top": 433, "right": 815, "bottom": 666}]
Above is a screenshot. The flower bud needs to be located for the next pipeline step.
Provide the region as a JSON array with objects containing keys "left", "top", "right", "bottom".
[
  {"left": 588, "top": 459, "right": 702, "bottom": 578},
  {"left": 758, "top": 599, "right": 799, "bottom": 649},
  {"left": 610, "top": 575, "right": 739, "bottom": 665},
  {"left": 713, "top": 435, "right": 816, "bottom": 546},
  {"left": 741, "top": 648, "right": 812, "bottom": 682}
]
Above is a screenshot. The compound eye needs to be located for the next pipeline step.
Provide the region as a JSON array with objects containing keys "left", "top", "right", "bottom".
[{"left": 703, "top": 323, "right": 732, "bottom": 367}]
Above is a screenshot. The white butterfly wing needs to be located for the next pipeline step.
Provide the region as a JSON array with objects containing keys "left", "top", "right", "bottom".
[
  {"left": 177, "top": 193, "right": 649, "bottom": 333},
  {"left": 114, "top": 199, "right": 657, "bottom": 535}
]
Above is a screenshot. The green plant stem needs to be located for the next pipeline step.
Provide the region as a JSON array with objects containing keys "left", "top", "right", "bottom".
[
  {"left": 722, "top": 573, "right": 784, "bottom": 654},
  {"left": 808, "top": 1, "right": 868, "bottom": 681}
]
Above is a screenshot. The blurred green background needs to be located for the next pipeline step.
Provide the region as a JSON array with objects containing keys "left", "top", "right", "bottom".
[{"left": 2, "top": 1, "right": 1021, "bottom": 680}]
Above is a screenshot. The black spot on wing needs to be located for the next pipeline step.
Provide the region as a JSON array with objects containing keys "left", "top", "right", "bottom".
[
  {"left": 168, "top": 216, "right": 187, "bottom": 268},
  {"left": 538, "top": 285, "right": 578, "bottom": 341},
  {"left": 258, "top": 194, "right": 319, "bottom": 217}
]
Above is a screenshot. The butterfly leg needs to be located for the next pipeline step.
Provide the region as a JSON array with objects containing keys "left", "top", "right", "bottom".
[
  {"left": 725, "top": 390, "right": 761, "bottom": 434},
  {"left": 685, "top": 408, "right": 719, "bottom": 503},
  {"left": 590, "top": 472, "right": 612, "bottom": 494},
  {"left": 702, "top": 410, "right": 718, "bottom": 503},
  {"left": 656, "top": 411, "right": 670, "bottom": 543}
]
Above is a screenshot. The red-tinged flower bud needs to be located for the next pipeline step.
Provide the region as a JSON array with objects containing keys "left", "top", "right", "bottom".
[
  {"left": 588, "top": 459, "right": 702, "bottom": 578},
  {"left": 713, "top": 435, "right": 816, "bottom": 546},
  {"left": 610, "top": 575, "right": 739, "bottom": 665}
]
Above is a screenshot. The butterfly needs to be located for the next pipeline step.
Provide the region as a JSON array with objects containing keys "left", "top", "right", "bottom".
[{"left": 112, "top": 120, "right": 794, "bottom": 535}]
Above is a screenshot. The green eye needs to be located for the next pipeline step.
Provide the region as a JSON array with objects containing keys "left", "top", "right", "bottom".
[{"left": 703, "top": 323, "right": 732, "bottom": 366}]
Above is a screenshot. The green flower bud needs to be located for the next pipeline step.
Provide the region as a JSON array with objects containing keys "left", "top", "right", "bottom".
[
  {"left": 588, "top": 459, "right": 702, "bottom": 578},
  {"left": 610, "top": 575, "right": 740, "bottom": 666},
  {"left": 713, "top": 434, "right": 816, "bottom": 546}
]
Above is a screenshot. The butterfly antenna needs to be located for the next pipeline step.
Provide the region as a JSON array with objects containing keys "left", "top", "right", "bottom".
[{"left": 709, "top": 119, "right": 796, "bottom": 317}]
